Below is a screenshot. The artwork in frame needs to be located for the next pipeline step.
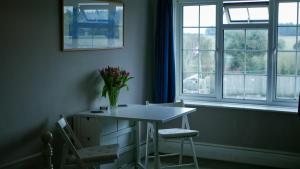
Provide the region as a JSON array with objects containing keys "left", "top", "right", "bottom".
[{"left": 62, "top": 0, "right": 124, "bottom": 51}]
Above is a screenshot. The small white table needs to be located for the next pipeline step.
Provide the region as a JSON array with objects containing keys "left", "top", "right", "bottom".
[{"left": 76, "top": 104, "right": 196, "bottom": 169}]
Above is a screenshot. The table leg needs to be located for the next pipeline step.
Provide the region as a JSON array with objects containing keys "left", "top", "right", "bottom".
[
  {"left": 153, "top": 122, "right": 160, "bottom": 169},
  {"left": 135, "top": 121, "right": 141, "bottom": 168}
]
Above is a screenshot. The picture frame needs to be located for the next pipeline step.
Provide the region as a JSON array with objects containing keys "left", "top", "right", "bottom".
[{"left": 62, "top": 0, "right": 124, "bottom": 51}]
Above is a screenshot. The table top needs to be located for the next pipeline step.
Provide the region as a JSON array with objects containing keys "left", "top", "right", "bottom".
[{"left": 76, "top": 104, "right": 196, "bottom": 123}]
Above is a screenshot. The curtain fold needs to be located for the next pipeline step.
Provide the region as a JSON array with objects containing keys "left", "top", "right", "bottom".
[
  {"left": 298, "top": 94, "right": 300, "bottom": 116},
  {"left": 154, "top": 0, "right": 175, "bottom": 103}
]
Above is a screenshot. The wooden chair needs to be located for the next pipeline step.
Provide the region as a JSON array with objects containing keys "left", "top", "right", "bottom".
[
  {"left": 145, "top": 100, "right": 199, "bottom": 169},
  {"left": 56, "top": 116, "right": 119, "bottom": 169}
]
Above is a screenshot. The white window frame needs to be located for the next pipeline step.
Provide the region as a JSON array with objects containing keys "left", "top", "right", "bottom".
[
  {"left": 223, "top": 1, "right": 270, "bottom": 23},
  {"left": 175, "top": 0, "right": 299, "bottom": 107},
  {"left": 273, "top": 0, "right": 300, "bottom": 105},
  {"left": 175, "top": 0, "right": 220, "bottom": 101}
]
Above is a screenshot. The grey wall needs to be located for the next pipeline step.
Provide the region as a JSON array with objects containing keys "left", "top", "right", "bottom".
[
  {"left": 0, "top": 0, "right": 155, "bottom": 167},
  {"left": 166, "top": 106, "right": 300, "bottom": 153}
]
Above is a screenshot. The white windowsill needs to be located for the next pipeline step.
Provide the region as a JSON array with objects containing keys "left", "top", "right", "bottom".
[{"left": 184, "top": 100, "right": 298, "bottom": 114}]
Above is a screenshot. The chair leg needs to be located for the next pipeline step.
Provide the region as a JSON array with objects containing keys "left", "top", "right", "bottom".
[
  {"left": 189, "top": 138, "right": 199, "bottom": 169},
  {"left": 59, "top": 143, "right": 68, "bottom": 169},
  {"left": 179, "top": 138, "right": 184, "bottom": 165}
]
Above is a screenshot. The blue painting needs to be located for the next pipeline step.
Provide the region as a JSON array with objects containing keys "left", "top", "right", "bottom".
[{"left": 63, "top": 0, "right": 124, "bottom": 50}]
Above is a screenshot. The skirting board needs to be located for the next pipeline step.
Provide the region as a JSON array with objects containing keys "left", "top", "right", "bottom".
[{"left": 159, "top": 140, "right": 300, "bottom": 169}]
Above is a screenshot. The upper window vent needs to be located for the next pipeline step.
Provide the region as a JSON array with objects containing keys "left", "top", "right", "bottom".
[{"left": 223, "top": 0, "right": 269, "bottom": 24}]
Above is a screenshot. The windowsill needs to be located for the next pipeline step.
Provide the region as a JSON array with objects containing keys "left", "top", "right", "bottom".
[{"left": 184, "top": 100, "right": 298, "bottom": 114}]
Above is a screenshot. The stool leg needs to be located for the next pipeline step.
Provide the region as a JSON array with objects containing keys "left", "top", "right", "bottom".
[
  {"left": 179, "top": 138, "right": 184, "bottom": 165},
  {"left": 145, "top": 123, "right": 151, "bottom": 169},
  {"left": 135, "top": 121, "right": 141, "bottom": 168},
  {"left": 153, "top": 122, "right": 161, "bottom": 169},
  {"left": 189, "top": 138, "right": 199, "bottom": 169}
]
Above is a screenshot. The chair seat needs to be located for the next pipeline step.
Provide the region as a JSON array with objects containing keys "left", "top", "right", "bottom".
[
  {"left": 77, "top": 144, "right": 119, "bottom": 164},
  {"left": 158, "top": 128, "right": 199, "bottom": 139}
]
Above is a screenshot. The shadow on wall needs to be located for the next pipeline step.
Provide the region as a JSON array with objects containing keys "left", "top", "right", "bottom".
[
  {"left": 79, "top": 70, "right": 104, "bottom": 108},
  {"left": 54, "top": 70, "right": 104, "bottom": 168}
]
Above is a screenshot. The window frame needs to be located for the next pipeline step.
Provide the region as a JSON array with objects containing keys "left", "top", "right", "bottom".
[
  {"left": 176, "top": 0, "right": 219, "bottom": 99},
  {"left": 222, "top": 28, "right": 269, "bottom": 102},
  {"left": 175, "top": 0, "right": 299, "bottom": 107},
  {"left": 273, "top": 0, "right": 300, "bottom": 104},
  {"left": 223, "top": 1, "right": 270, "bottom": 23}
]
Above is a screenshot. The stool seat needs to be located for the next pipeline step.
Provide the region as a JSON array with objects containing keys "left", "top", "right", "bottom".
[{"left": 159, "top": 128, "right": 199, "bottom": 139}]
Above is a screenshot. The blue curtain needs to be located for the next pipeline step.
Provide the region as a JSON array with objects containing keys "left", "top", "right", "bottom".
[
  {"left": 298, "top": 94, "right": 300, "bottom": 116},
  {"left": 154, "top": 0, "right": 175, "bottom": 103}
]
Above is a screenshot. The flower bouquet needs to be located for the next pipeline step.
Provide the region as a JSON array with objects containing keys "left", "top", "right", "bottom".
[{"left": 99, "top": 66, "right": 133, "bottom": 110}]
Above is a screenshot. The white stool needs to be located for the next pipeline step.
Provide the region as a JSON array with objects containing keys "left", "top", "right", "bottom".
[{"left": 144, "top": 101, "right": 199, "bottom": 169}]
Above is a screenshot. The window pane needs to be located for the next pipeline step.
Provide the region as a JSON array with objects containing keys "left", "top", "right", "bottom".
[
  {"left": 228, "top": 8, "right": 248, "bottom": 21},
  {"left": 183, "top": 50, "right": 198, "bottom": 72},
  {"left": 182, "top": 4, "right": 216, "bottom": 96},
  {"left": 223, "top": 74, "right": 244, "bottom": 99},
  {"left": 200, "top": 28, "right": 216, "bottom": 50},
  {"left": 224, "top": 50, "right": 244, "bottom": 73},
  {"left": 199, "top": 73, "right": 215, "bottom": 94},
  {"left": 298, "top": 55, "right": 300, "bottom": 75},
  {"left": 297, "top": 29, "right": 300, "bottom": 51},
  {"left": 245, "top": 75, "right": 266, "bottom": 100},
  {"left": 277, "top": 52, "right": 296, "bottom": 75},
  {"left": 276, "top": 51, "right": 299, "bottom": 100},
  {"left": 224, "top": 28, "right": 268, "bottom": 100},
  {"left": 246, "top": 30, "right": 268, "bottom": 50},
  {"left": 248, "top": 7, "right": 269, "bottom": 21},
  {"left": 184, "top": 6, "right": 199, "bottom": 27},
  {"left": 278, "top": 2, "right": 297, "bottom": 26},
  {"left": 278, "top": 27, "right": 297, "bottom": 51},
  {"left": 276, "top": 76, "right": 295, "bottom": 99},
  {"left": 299, "top": 3, "right": 300, "bottom": 24},
  {"left": 183, "top": 28, "right": 199, "bottom": 49},
  {"left": 246, "top": 51, "right": 267, "bottom": 74},
  {"left": 297, "top": 77, "right": 300, "bottom": 98},
  {"left": 224, "top": 30, "right": 245, "bottom": 50},
  {"left": 199, "top": 51, "right": 215, "bottom": 73},
  {"left": 200, "top": 5, "right": 216, "bottom": 27},
  {"left": 183, "top": 73, "right": 198, "bottom": 94},
  {"left": 276, "top": 2, "right": 300, "bottom": 101}
]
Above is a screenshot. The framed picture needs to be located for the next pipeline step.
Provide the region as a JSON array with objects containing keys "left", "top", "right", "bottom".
[{"left": 62, "top": 0, "right": 124, "bottom": 51}]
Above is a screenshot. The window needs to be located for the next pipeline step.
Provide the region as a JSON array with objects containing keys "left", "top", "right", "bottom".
[
  {"left": 276, "top": 2, "right": 300, "bottom": 100},
  {"left": 223, "top": 29, "right": 268, "bottom": 100},
  {"left": 176, "top": 0, "right": 300, "bottom": 107},
  {"left": 182, "top": 5, "right": 216, "bottom": 95},
  {"left": 223, "top": 1, "right": 269, "bottom": 23}
]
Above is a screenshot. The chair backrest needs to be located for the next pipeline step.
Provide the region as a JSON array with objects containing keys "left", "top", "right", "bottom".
[
  {"left": 145, "top": 100, "right": 184, "bottom": 107},
  {"left": 56, "top": 116, "right": 83, "bottom": 159}
]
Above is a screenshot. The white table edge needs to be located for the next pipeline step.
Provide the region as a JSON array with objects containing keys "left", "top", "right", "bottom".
[{"left": 75, "top": 107, "right": 197, "bottom": 124}]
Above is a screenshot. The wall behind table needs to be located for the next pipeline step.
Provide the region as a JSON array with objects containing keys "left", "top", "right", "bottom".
[
  {"left": 0, "top": 0, "right": 155, "bottom": 168},
  {"left": 165, "top": 106, "right": 300, "bottom": 153}
]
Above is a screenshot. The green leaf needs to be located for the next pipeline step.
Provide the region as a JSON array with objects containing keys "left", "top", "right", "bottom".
[{"left": 102, "top": 85, "right": 108, "bottom": 97}]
